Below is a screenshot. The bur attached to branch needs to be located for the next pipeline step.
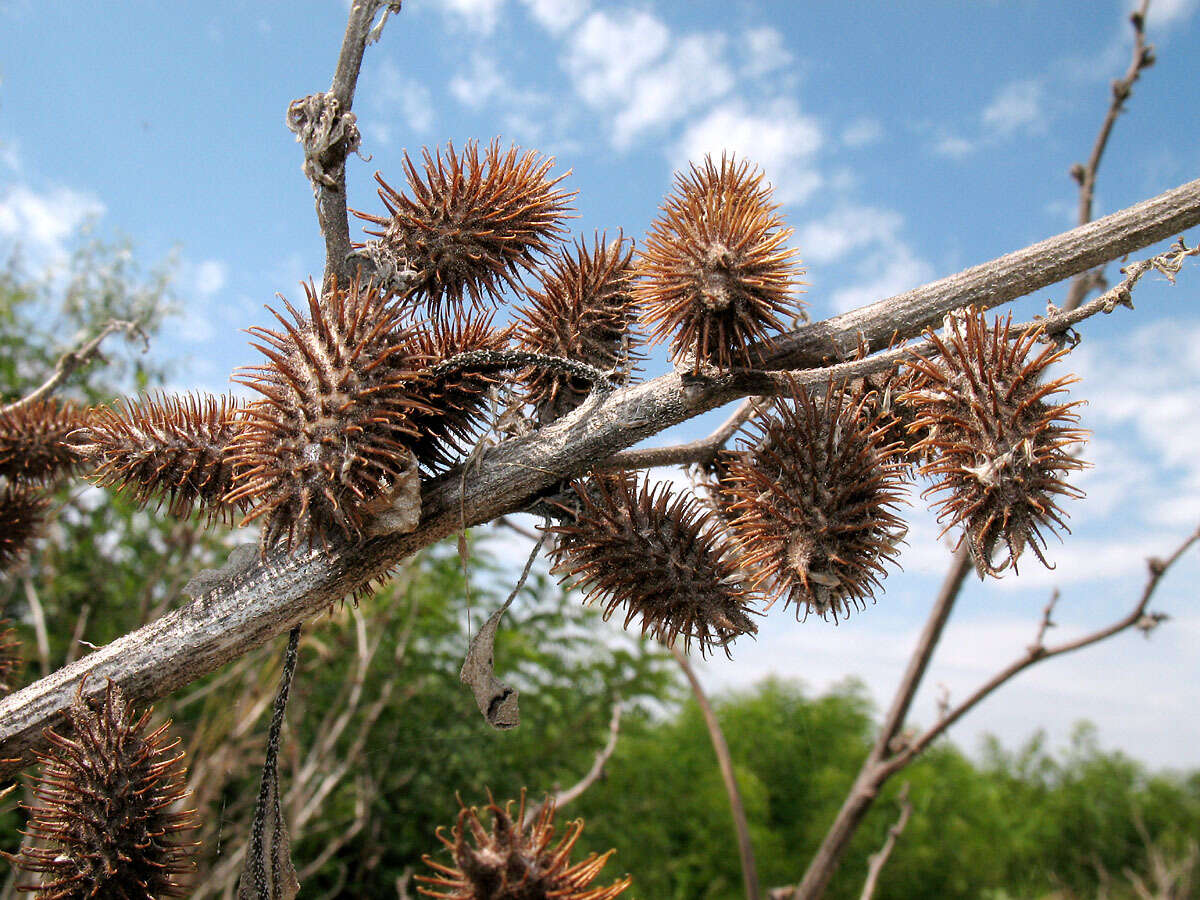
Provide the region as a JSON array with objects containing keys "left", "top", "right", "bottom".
[
  {"left": 0, "top": 483, "right": 48, "bottom": 572},
  {"left": 515, "top": 232, "right": 641, "bottom": 424},
  {"left": 81, "top": 392, "right": 245, "bottom": 525},
  {"left": 903, "top": 309, "right": 1088, "bottom": 577},
  {"left": 226, "top": 278, "right": 429, "bottom": 550},
  {"left": 416, "top": 792, "right": 631, "bottom": 900},
  {"left": 8, "top": 680, "right": 198, "bottom": 899},
  {"left": 408, "top": 311, "right": 514, "bottom": 474},
  {"left": 355, "top": 139, "right": 576, "bottom": 312},
  {"left": 0, "top": 398, "right": 86, "bottom": 484},
  {"left": 722, "top": 383, "right": 909, "bottom": 622},
  {"left": 635, "top": 153, "right": 805, "bottom": 373},
  {"left": 548, "top": 474, "right": 758, "bottom": 658}
]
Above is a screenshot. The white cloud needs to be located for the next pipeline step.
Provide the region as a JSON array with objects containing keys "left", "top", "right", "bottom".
[
  {"left": 568, "top": 10, "right": 734, "bottom": 148},
  {"left": 828, "top": 242, "right": 934, "bottom": 313},
  {"left": 189, "top": 259, "right": 227, "bottom": 297},
  {"left": 520, "top": 0, "right": 589, "bottom": 34},
  {"left": 740, "top": 26, "right": 793, "bottom": 79},
  {"left": 796, "top": 205, "right": 904, "bottom": 266},
  {"left": 449, "top": 51, "right": 506, "bottom": 109},
  {"left": 439, "top": 0, "right": 506, "bottom": 34},
  {"left": 0, "top": 183, "right": 104, "bottom": 265},
  {"left": 931, "top": 131, "right": 976, "bottom": 159},
  {"left": 372, "top": 58, "right": 435, "bottom": 137},
  {"left": 982, "top": 79, "right": 1045, "bottom": 136},
  {"left": 674, "top": 98, "right": 823, "bottom": 205},
  {"left": 841, "top": 117, "right": 883, "bottom": 148}
]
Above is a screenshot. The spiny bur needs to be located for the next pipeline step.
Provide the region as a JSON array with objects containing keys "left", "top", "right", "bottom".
[
  {"left": 356, "top": 139, "right": 576, "bottom": 312},
  {"left": 226, "top": 278, "right": 430, "bottom": 550},
  {"left": 9, "top": 680, "right": 198, "bottom": 899},
  {"left": 514, "top": 232, "right": 640, "bottom": 424},
  {"left": 0, "top": 618, "right": 22, "bottom": 698},
  {"left": 0, "top": 483, "right": 48, "bottom": 572},
  {"left": 635, "top": 153, "right": 805, "bottom": 373},
  {"left": 0, "top": 399, "right": 86, "bottom": 484},
  {"left": 81, "top": 392, "right": 245, "bottom": 525},
  {"left": 722, "top": 383, "right": 909, "bottom": 622},
  {"left": 548, "top": 474, "right": 758, "bottom": 658},
  {"left": 408, "top": 310, "right": 513, "bottom": 474},
  {"left": 902, "top": 308, "right": 1087, "bottom": 577},
  {"left": 416, "top": 792, "right": 631, "bottom": 900}
]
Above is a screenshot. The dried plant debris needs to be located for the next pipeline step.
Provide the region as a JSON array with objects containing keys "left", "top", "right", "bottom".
[
  {"left": 723, "top": 383, "right": 909, "bottom": 622},
  {"left": 548, "top": 474, "right": 758, "bottom": 658},
  {"left": 903, "top": 308, "right": 1088, "bottom": 577},
  {"left": 0, "top": 618, "right": 22, "bottom": 697},
  {"left": 408, "top": 310, "right": 513, "bottom": 474},
  {"left": 0, "top": 398, "right": 86, "bottom": 484},
  {"left": 0, "top": 483, "right": 48, "bottom": 571},
  {"left": 635, "top": 153, "right": 805, "bottom": 373},
  {"left": 8, "top": 680, "right": 198, "bottom": 899},
  {"left": 417, "top": 792, "right": 630, "bottom": 900},
  {"left": 356, "top": 139, "right": 576, "bottom": 312},
  {"left": 515, "top": 232, "right": 641, "bottom": 424},
  {"left": 227, "top": 278, "right": 429, "bottom": 550},
  {"left": 81, "top": 392, "right": 245, "bottom": 525}
]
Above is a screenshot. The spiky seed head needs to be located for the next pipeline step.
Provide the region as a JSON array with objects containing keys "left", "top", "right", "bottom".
[
  {"left": 722, "top": 383, "right": 909, "bottom": 622},
  {"left": 408, "top": 311, "right": 514, "bottom": 474},
  {"left": 902, "top": 308, "right": 1088, "bottom": 577},
  {"left": 514, "top": 232, "right": 641, "bottom": 424},
  {"left": 634, "top": 153, "right": 805, "bottom": 373},
  {"left": 355, "top": 139, "right": 576, "bottom": 312},
  {"left": 0, "top": 619, "right": 22, "bottom": 697},
  {"left": 80, "top": 392, "right": 245, "bottom": 525},
  {"left": 417, "top": 792, "right": 631, "bottom": 900},
  {"left": 0, "top": 483, "right": 48, "bottom": 571},
  {"left": 547, "top": 474, "right": 758, "bottom": 657},
  {"left": 9, "top": 680, "right": 198, "bottom": 899},
  {"left": 0, "top": 399, "right": 86, "bottom": 484},
  {"left": 226, "top": 278, "right": 430, "bottom": 550}
]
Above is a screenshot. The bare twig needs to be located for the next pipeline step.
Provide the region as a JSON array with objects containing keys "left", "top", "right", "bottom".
[
  {"left": 1, "top": 178, "right": 1199, "bottom": 780},
  {"left": 524, "top": 700, "right": 623, "bottom": 826},
  {"left": 21, "top": 578, "right": 50, "bottom": 678},
  {"left": 883, "top": 524, "right": 1200, "bottom": 773},
  {"left": 672, "top": 645, "right": 760, "bottom": 900},
  {"left": 1065, "top": 0, "right": 1155, "bottom": 311},
  {"left": 1, "top": 319, "right": 141, "bottom": 413},
  {"left": 289, "top": 0, "right": 398, "bottom": 289},
  {"left": 597, "top": 396, "right": 768, "bottom": 472},
  {"left": 858, "top": 784, "right": 913, "bottom": 900}
]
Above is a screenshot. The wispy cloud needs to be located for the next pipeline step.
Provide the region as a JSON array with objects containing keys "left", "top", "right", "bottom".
[
  {"left": 520, "top": 0, "right": 590, "bottom": 35},
  {"left": 841, "top": 118, "right": 883, "bottom": 149},
  {"left": 674, "top": 98, "right": 823, "bottom": 204},
  {"left": 439, "top": 0, "right": 506, "bottom": 34},
  {"left": 981, "top": 78, "right": 1045, "bottom": 137},
  {"left": 0, "top": 183, "right": 104, "bottom": 266}
]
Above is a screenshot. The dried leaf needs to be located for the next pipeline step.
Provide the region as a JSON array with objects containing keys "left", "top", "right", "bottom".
[{"left": 459, "top": 599, "right": 520, "bottom": 730}]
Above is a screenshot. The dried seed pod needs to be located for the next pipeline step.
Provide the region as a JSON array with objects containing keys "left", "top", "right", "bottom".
[
  {"left": 902, "top": 309, "right": 1087, "bottom": 577},
  {"left": 0, "top": 398, "right": 86, "bottom": 483},
  {"left": 0, "top": 483, "right": 48, "bottom": 571},
  {"left": 417, "top": 792, "right": 630, "bottom": 900},
  {"left": 0, "top": 618, "right": 22, "bottom": 697},
  {"left": 514, "top": 232, "right": 641, "bottom": 424},
  {"left": 8, "top": 680, "right": 198, "bottom": 899},
  {"left": 355, "top": 139, "right": 576, "bottom": 312},
  {"left": 723, "top": 384, "right": 909, "bottom": 622},
  {"left": 548, "top": 474, "right": 758, "bottom": 657},
  {"left": 856, "top": 364, "right": 924, "bottom": 468},
  {"left": 81, "top": 392, "right": 245, "bottom": 524},
  {"left": 226, "top": 278, "right": 430, "bottom": 550},
  {"left": 408, "top": 310, "right": 513, "bottom": 474},
  {"left": 635, "top": 154, "right": 805, "bottom": 373}
]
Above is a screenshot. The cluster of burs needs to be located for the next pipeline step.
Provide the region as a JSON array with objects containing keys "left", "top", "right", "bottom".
[{"left": 0, "top": 140, "right": 1086, "bottom": 899}]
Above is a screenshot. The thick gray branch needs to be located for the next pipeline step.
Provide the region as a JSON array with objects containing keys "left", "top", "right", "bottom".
[{"left": 1, "top": 177, "right": 1199, "bottom": 781}]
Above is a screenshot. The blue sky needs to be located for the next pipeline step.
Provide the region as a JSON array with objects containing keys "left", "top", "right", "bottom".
[{"left": 1, "top": 1, "right": 1198, "bottom": 768}]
